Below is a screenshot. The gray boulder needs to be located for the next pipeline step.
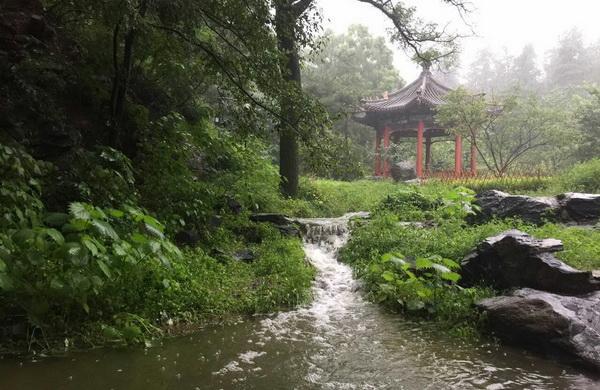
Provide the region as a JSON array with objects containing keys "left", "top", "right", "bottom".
[
  {"left": 250, "top": 213, "right": 292, "bottom": 225},
  {"left": 391, "top": 160, "right": 417, "bottom": 181},
  {"left": 461, "top": 230, "right": 600, "bottom": 295},
  {"left": 473, "top": 190, "right": 559, "bottom": 224},
  {"left": 477, "top": 288, "right": 600, "bottom": 370},
  {"left": 558, "top": 192, "right": 600, "bottom": 223},
  {"left": 250, "top": 213, "right": 300, "bottom": 237}
]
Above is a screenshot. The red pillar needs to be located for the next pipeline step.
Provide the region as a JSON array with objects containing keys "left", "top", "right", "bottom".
[
  {"left": 454, "top": 134, "right": 463, "bottom": 177},
  {"left": 470, "top": 140, "right": 477, "bottom": 176},
  {"left": 374, "top": 130, "right": 382, "bottom": 176},
  {"left": 383, "top": 125, "right": 391, "bottom": 177},
  {"left": 416, "top": 120, "right": 424, "bottom": 178}
]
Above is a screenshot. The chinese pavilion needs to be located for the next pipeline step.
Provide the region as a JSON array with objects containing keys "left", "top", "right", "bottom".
[{"left": 354, "top": 63, "right": 476, "bottom": 179}]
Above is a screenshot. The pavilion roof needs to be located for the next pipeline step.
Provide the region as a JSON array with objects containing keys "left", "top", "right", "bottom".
[{"left": 361, "top": 65, "right": 453, "bottom": 113}]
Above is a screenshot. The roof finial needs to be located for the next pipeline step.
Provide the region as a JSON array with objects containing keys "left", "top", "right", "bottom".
[{"left": 383, "top": 91, "right": 389, "bottom": 100}]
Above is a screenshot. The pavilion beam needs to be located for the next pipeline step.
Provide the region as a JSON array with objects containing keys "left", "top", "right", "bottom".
[
  {"left": 454, "top": 134, "right": 463, "bottom": 177},
  {"left": 416, "top": 120, "right": 424, "bottom": 178},
  {"left": 383, "top": 125, "right": 391, "bottom": 177}
]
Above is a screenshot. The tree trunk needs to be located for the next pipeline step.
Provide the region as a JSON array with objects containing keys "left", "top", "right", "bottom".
[
  {"left": 275, "top": 3, "right": 302, "bottom": 198},
  {"left": 108, "top": 1, "right": 147, "bottom": 156}
]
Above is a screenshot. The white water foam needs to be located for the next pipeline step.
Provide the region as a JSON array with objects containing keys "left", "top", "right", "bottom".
[{"left": 213, "top": 213, "right": 368, "bottom": 378}]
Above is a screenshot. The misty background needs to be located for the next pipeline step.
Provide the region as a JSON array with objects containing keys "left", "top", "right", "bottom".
[{"left": 317, "top": 0, "right": 600, "bottom": 83}]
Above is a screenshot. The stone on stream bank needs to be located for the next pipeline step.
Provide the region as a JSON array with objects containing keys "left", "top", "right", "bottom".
[
  {"left": 477, "top": 288, "right": 600, "bottom": 371},
  {"left": 466, "top": 230, "right": 600, "bottom": 370},
  {"left": 250, "top": 213, "right": 300, "bottom": 237},
  {"left": 472, "top": 190, "right": 600, "bottom": 225},
  {"left": 461, "top": 230, "right": 600, "bottom": 295}
]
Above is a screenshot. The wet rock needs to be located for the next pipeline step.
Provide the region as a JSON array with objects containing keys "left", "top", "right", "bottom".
[
  {"left": 473, "top": 190, "right": 559, "bottom": 224},
  {"left": 250, "top": 213, "right": 300, "bottom": 237},
  {"left": 174, "top": 230, "right": 200, "bottom": 247},
  {"left": 274, "top": 224, "right": 300, "bottom": 237},
  {"left": 250, "top": 213, "right": 292, "bottom": 226},
  {"left": 391, "top": 160, "right": 417, "bottom": 181},
  {"left": 209, "top": 215, "right": 222, "bottom": 229},
  {"left": 233, "top": 249, "right": 255, "bottom": 263},
  {"left": 558, "top": 193, "right": 600, "bottom": 223},
  {"left": 461, "top": 230, "right": 600, "bottom": 295},
  {"left": 226, "top": 197, "right": 243, "bottom": 215},
  {"left": 477, "top": 288, "right": 600, "bottom": 370}
]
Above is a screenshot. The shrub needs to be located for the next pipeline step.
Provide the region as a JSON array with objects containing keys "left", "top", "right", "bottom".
[
  {"left": 45, "top": 146, "right": 138, "bottom": 210},
  {"left": 0, "top": 143, "right": 315, "bottom": 349},
  {"left": 428, "top": 175, "right": 553, "bottom": 194},
  {"left": 0, "top": 143, "right": 48, "bottom": 229},
  {"left": 551, "top": 158, "right": 600, "bottom": 193},
  {"left": 374, "top": 185, "right": 477, "bottom": 222},
  {"left": 339, "top": 216, "right": 496, "bottom": 331}
]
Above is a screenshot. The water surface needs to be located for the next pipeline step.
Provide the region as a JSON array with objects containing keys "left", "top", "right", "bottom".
[{"left": 0, "top": 214, "right": 597, "bottom": 389}]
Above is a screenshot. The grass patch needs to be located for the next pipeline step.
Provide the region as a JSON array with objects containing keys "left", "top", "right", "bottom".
[
  {"left": 277, "top": 178, "right": 401, "bottom": 217},
  {"left": 427, "top": 175, "right": 553, "bottom": 194}
]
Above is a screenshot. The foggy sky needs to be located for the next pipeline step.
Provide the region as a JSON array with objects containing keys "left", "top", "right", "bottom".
[{"left": 316, "top": 0, "right": 600, "bottom": 82}]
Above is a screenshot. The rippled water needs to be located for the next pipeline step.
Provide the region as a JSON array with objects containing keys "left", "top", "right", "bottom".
[{"left": 0, "top": 214, "right": 598, "bottom": 389}]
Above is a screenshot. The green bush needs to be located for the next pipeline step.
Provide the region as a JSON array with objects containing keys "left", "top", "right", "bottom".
[
  {"left": 0, "top": 143, "right": 48, "bottom": 229},
  {"left": 278, "top": 178, "right": 402, "bottom": 217},
  {"left": 428, "top": 176, "right": 553, "bottom": 194},
  {"left": 340, "top": 207, "right": 600, "bottom": 333},
  {"left": 42, "top": 146, "right": 138, "bottom": 210},
  {"left": 373, "top": 185, "right": 477, "bottom": 222},
  {"left": 551, "top": 158, "right": 600, "bottom": 193},
  {"left": 376, "top": 188, "right": 436, "bottom": 218},
  {"left": 339, "top": 215, "right": 497, "bottom": 331},
  {"left": 0, "top": 143, "right": 315, "bottom": 349}
]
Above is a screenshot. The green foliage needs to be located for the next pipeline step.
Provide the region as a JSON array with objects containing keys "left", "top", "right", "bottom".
[
  {"left": 376, "top": 188, "right": 436, "bottom": 220},
  {"left": 574, "top": 88, "right": 600, "bottom": 160},
  {"left": 278, "top": 179, "right": 401, "bottom": 217},
  {"left": 365, "top": 252, "right": 462, "bottom": 311},
  {"left": 0, "top": 143, "right": 48, "bottom": 229},
  {"left": 375, "top": 185, "right": 477, "bottom": 222},
  {"left": 436, "top": 89, "right": 576, "bottom": 175},
  {"left": 301, "top": 132, "right": 366, "bottom": 181},
  {"left": 550, "top": 158, "right": 600, "bottom": 194},
  {"left": 0, "top": 143, "right": 314, "bottom": 349},
  {"left": 529, "top": 223, "right": 600, "bottom": 271},
  {"left": 135, "top": 113, "right": 285, "bottom": 233},
  {"left": 429, "top": 175, "right": 553, "bottom": 194},
  {"left": 339, "top": 215, "right": 495, "bottom": 330},
  {"left": 0, "top": 202, "right": 181, "bottom": 324},
  {"left": 302, "top": 25, "right": 402, "bottom": 180},
  {"left": 47, "top": 146, "right": 138, "bottom": 209}
]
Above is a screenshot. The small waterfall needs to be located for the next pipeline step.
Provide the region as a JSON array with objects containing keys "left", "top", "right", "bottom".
[
  {"left": 255, "top": 212, "right": 369, "bottom": 339},
  {"left": 295, "top": 211, "right": 370, "bottom": 246}
]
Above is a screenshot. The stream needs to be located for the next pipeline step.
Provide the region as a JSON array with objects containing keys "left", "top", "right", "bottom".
[{"left": 0, "top": 213, "right": 598, "bottom": 389}]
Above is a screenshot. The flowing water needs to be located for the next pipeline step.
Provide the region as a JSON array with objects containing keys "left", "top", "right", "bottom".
[{"left": 0, "top": 213, "right": 598, "bottom": 389}]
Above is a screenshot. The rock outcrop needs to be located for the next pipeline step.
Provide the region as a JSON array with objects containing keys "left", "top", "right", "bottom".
[
  {"left": 473, "top": 190, "right": 559, "bottom": 224},
  {"left": 467, "top": 230, "right": 600, "bottom": 370},
  {"left": 558, "top": 192, "right": 600, "bottom": 223},
  {"left": 461, "top": 230, "right": 600, "bottom": 295},
  {"left": 391, "top": 161, "right": 417, "bottom": 182},
  {"left": 477, "top": 288, "right": 600, "bottom": 370},
  {"left": 250, "top": 213, "right": 300, "bottom": 237},
  {"left": 473, "top": 190, "right": 600, "bottom": 225}
]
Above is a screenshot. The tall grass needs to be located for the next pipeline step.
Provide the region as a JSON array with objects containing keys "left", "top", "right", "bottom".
[{"left": 427, "top": 173, "right": 553, "bottom": 194}]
